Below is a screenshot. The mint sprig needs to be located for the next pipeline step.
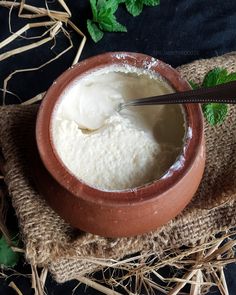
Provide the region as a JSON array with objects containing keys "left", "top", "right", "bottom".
[
  {"left": 87, "top": 0, "right": 160, "bottom": 42},
  {"left": 189, "top": 68, "right": 236, "bottom": 126},
  {"left": 87, "top": 0, "right": 127, "bottom": 43}
]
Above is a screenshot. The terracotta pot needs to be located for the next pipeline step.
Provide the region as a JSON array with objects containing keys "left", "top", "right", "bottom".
[{"left": 35, "top": 52, "right": 205, "bottom": 237}]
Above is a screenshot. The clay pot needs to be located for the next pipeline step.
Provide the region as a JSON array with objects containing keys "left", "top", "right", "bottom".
[{"left": 35, "top": 52, "right": 205, "bottom": 237}]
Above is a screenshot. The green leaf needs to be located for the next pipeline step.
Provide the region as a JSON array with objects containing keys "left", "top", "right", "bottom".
[
  {"left": 203, "top": 68, "right": 228, "bottom": 87},
  {"left": 90, "top": 0, "right": 98, "bottom": 20},
  {"left": 202, "top": 67, "right": 236, "bottom": 87},
  {"left": 125, "top": 0, "right": 143, "bottom": 16},
  {"left": 87, "top": 19, "right": 104, "bottom": 42},
  {"left": 202, "top": 103, "right": 228, "bottom": 126},
  {"left": 143, "top": 0, "right": 160, "bottom": 6},
  {"left": 101, "top": 0, "right": 120, "bottom": 13},
  {"left": 189, "top": 80, "right": 199, "bottom": 90},
  {"left": 0, "top": 235, "right": 20, "bottom": 268},
  {"left": 125, "top": 0, "right": 160, "bottom": 16},
  {"left": 97, "top": 0, "right": 106, "bottom": 10},
  {"left": 87, "top": 0, "right": 127, "bottom": 42},
  {"left": 201, "top": 67, "right": 236, "bottom": 125},
  {"left": 224, "top": 72, "right": 236, "bottom": 83},
  {"left": 99, "top": 14, "right": 127, "bottom": 32}
]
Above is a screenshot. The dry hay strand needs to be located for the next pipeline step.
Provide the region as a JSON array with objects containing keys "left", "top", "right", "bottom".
[
  {"left": 1, "top": 21, "right": 72, "bottom": 105},
  {"left": 7, "top": 1, "right": 62, "bottom": 41},
  {"left": 21, "top": 91, "right": 45, "bottom": 105},
  {"left": 74, "top": 276, "right": 123, "bottom": 295},
  {"left": 0, "top": 0, "right": 86, "bottom": 104},
  {"left": 0, "top": 266, "right": 31, "bottom": 280},
  {"left": 1, "top": 1, "right": 69, "bottom": 21},
  {"left": 1, "top": 265, "right": 47, "bottom": 295},
  {"left": 8, "top": 281, "right": 23, "bottom": 295},
  {"left": 1, "top": 202, "right": 233, "bottom": 295},
  {"left": 0, "top": 88, "right": 21, "bottom": 103},
  {"left": 31, "top": 265, "right": 48, "bottom": 295},
  {"left": 0, "top": 21, "right": 62, "bottom": 61},
  {"left": 0, "top": 255, "right": 47, "bottom": 295},
  {"left": 72, "top": 231, "right": 236, "bottom": 295}
]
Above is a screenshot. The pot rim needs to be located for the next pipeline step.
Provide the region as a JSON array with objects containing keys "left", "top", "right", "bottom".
[{"left": 36, "top": 51, "right": 204, "bottom": 206}]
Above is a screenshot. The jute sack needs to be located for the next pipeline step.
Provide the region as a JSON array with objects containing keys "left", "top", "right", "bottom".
[{"left": 0, "top": 52, "right": 236, "bottom": 283}]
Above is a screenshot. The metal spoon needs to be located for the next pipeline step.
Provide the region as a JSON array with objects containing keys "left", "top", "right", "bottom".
[{"left": 117, "top": 80, "right": 236, "bottom": 112}]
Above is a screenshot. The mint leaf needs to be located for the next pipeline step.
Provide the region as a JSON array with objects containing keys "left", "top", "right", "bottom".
[
  {"left": 125, "top": 0, "right": 143, "bottom": 16},
  {"left": 0, "top": 235, "right": 20, "bottom": 268},
  {"left": 125, "top": 0, "right": 160, "bottom": 16},
  {"left": 99, "top": 14, "right": 127, "bottom": 32},
  {"left": 97, "top": 0, "right": 106, "bottom": 9},
  {"left": 143, "top": 0, "right": 160, "bottom": 6},
  {"left": 203, "top": 68, "right": 228, "bottom": 87},
  {"left": 87, "top": 19, "right": 104, "bottom": 42},
  {"left": 90, "top": 0, "right": 98, "bottom": 20},
  {"left": 202, "top": 103, "right": 228, "bottom": 126},
  {"left": 98, "top": 0, "right": 120, "bottom": 13},
  {"left": 224, "top": 72, "right": 236, "bottom": 83}
]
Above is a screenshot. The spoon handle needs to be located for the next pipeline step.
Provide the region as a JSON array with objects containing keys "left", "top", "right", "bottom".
[{"left": 120, "top": 80, "right": 236, "bottom": 109}]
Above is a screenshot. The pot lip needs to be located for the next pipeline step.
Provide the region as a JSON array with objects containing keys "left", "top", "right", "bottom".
[{"left": 36, "top": 51, "right": 204, "bottom": 206}]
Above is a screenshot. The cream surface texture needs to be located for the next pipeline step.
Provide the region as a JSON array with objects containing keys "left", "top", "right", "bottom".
[{"left": 52, "top": 67, "right": 185, "bottom": 191}]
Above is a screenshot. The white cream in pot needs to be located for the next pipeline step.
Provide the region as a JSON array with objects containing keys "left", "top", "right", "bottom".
[{"left": 52, "top": 66, "right": 185, "bottom": 190}]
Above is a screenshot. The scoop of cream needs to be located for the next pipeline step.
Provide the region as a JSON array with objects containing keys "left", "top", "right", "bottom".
[
  {"left": 55, "top": 69, "right": 175, "bottom": 130},
  {"left": 57, "top": 74, "right": 123, "bottom": 130}
]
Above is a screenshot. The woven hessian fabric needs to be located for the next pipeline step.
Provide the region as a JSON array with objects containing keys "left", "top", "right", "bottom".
[{"left": 0, "top": 53, "right": 236, "bottom": 282}]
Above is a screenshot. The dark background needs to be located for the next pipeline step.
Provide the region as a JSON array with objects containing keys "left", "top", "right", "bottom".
[{"left": 0, "top": 0, "right": 236, "bottom": 294}]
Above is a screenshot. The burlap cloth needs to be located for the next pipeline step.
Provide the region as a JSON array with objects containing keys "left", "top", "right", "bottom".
[{"left": 0, "top": 53, "right": 236, "bottom": 283}]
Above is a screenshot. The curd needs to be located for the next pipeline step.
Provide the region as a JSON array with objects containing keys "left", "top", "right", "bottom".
[{"left": 52, "top": 67, "right": 185, "bottom": 190}]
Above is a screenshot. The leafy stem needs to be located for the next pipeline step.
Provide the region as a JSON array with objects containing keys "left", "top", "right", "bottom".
[{"left": 189, "top": 68, "right": 236, "bottom": 125}]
